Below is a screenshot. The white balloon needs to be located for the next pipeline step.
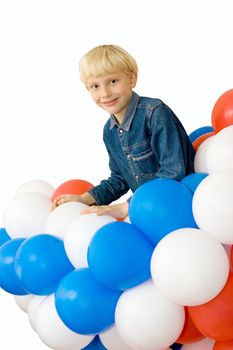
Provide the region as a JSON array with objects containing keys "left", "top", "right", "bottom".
[
  {"left": 181, "top": 337, "right": 215, "bottom": 349},
  {"left": 14, "top": 294, "right": 32, "bottom": 313},
  {"left": 194, "top": 137, "right": 213, "bottom": 173},
  {"left": 44, "top": 202, "right": 88, "bottom": 239},
  {"left": 193, "top": 170, "right": 233, "bottom": 244},
  {"left": 115, "top": 280, "right": 185, "bottom": 350},
  {"left": 15, "top": 180, "right": 55, "bottom": 197},
  {"left": 4, "top": 193, "right": 52, "bottom": 238},
  {"left": 35, "top": 294, "right": 93, "bottom": 350},
  {"left": 27, "top": 295, "right": 47, "bottom": 331},
  {"left": 100, "top": 325, "right": 134, "bottom": 350},
  {"left": 206, "top": 125, "right": 233, "bottom": 173},
  {"left": 151, "top": 228, "right": 229, "bottom": 306},
  {"left": 64, "top": 213, "right": 116, "bottom": 268}
]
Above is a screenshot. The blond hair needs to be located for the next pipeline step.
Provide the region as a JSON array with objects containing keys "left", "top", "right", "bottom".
[{"left": 79, "top": 45, "right": 138, "bottom": 84}]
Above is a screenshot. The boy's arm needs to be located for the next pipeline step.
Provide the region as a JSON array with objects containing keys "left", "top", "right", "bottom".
[
  {"left": 53, "top": 148, "right": 129, "bottom": 209},
  {"left": 88, "top": 148, "right": 130, "bottom": 205},
  {"left": 149, "top": 103, "right": 195, "bottom": 180}
]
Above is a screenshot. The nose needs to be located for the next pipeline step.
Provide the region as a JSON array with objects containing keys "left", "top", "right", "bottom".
[{"left": 101, "top": 85, "right": 111, "bottom": 99}]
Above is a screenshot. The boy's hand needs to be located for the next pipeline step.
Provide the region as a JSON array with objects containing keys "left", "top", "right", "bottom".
[
  {"left": 52, "top": 194, "right": 82, "bottom": 209},
  {"left": 52, "top": 192, "right": 96, "bottom": 209},
  {"left": 81, "top": 201, "right": 129, "bottom": 219}
]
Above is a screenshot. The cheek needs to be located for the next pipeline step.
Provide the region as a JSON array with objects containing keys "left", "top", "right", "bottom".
[{"left": 89, "top": 92, "right": 99, "bottom": 103}]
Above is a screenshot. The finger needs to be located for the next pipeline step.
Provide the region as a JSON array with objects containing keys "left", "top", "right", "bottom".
[
  {"left": 52, "top": 199, "right": 58, "bottom": 209},
  {"left": 54, "top": 197, "right": 67, "bottom": 208},
  {"left": 52, "top": 195, "right": 63, "bottom": 208},
  {"left": 95, "top": 207, "right": 109, "bottom": 216},
  {"left": 54, "top": 193, "right": 69, "bottom": 202},
  {"left": 81, "top": 205, "right": 106, "bottom": 215},
  {"left": 81, "top": 207, "right": 98, "bottom": 214},
  {"left": 96, "top": 211, "right": 105, "bottom": 216},
  {"left": 57, "top": 198, "right": 66, "bottom": 206}
]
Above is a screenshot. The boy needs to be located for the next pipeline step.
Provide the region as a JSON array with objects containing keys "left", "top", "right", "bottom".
[{"left": 53, "top": 45, "right": 195, "bottom": 218}]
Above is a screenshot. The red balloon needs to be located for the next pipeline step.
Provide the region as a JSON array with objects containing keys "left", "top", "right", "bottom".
[
  {"left": 192, "top": 131, "right": 215, "bottom": 151},
  {"left": 188, "top": 273, "right": 233, "bottom": 341},
  {"left": 176, "top": 307, "right": 205, "bottom": 344},
  {"left": 51, "top": 179, "right": 94, "bottom": 202},
  {"left": 212, "top": 89, "right": 233, "bottom": 133},
  {"left": 213, "top": 339, "right": 233, "bottom": 350}
]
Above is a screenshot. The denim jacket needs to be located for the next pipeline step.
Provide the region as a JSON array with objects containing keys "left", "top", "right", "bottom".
[{"left": 89, "top": 91, "right": 195, "bottom": 205}]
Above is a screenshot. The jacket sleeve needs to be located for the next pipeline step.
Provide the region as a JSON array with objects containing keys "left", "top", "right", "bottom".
[
  {"left": 88, "top": 139, "right": 130, "bottom": 205},
  {"left": 148, "top": 103, "right": 194, "bottom": 180}
]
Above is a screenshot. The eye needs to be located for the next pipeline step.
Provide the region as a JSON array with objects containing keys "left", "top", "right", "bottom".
[
  {"left": 110, "top": 79, "right": 118, "bottom": 85},
  {"left": 87, "top": 83, "right": 99, "bottom": 90},
  {"left": 90, "top": 84, "right": 99, "bottom": 90}
]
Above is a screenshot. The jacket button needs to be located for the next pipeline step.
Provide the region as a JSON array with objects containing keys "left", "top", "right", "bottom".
[
  {"left": 127, "top": 154, "right": 131, "bottom": 159},
  {"left": 119, "top": 129, "right": 124, "bottom": 134},
  {"left": 135, "top": 175, "right": 139, "bottom": 180}
]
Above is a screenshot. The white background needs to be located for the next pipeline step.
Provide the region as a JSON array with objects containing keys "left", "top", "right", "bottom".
[{"left": 0, "top": 0, "right": 233, "bottom": 349}]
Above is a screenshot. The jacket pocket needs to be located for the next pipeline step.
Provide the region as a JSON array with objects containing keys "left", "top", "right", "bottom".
[{"left": 125, "top": 140, "right": 158, "bottom": 179}]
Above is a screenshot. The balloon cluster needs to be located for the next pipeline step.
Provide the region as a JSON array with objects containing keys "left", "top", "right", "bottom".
[{"left": 1, "top": 89, "right": 233, "bottom": 350}]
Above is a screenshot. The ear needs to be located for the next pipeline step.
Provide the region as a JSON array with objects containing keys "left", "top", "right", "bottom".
[{"left": 130, "top": 72, "right": 138, "bottom": 88}]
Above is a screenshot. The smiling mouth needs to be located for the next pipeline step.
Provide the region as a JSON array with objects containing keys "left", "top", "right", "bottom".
[{"left": 102, "top": 98, "right": 118, "bottom": 106}]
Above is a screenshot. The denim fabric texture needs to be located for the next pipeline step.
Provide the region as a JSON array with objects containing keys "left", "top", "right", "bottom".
[{"left": 89, "top": 91, "right": 195, "bottom": 205}]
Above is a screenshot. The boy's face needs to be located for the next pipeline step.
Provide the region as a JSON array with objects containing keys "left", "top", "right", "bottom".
[{"left": 86, "top": 71, "right": 137, "bottom": 123}]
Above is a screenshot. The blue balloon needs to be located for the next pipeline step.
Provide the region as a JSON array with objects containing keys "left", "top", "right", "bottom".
[
  {"left": 180, "top": 172, "right": 208, "bottom": 193},
  {"left": 0, "top": 228, "right": 11, "bottom": 247},
  {"left": 189, "top": 126, "right": 214, "bottom": 143},
  {"left": 170, "top": 343, "right": 182, "bottom": 350},
  {"left": 129, "top": 178, "right": 197, "bottom": 245},
  {"left": 15, "top": 234, "right": 74, "bottom": 295},
  {"left": 0, "top": 238, "right": 28, "bottom": 295},
  {"left": 55, "top": 268, "right": 122, "bottom": 335},
  {"left": 88, "top": 222, "right": 154, "bottom": 290},
  {"left": 82, "top": 336, "right": 106, "bottom": 350},
  {"left": 97, "top": 337, "right": 107, "bottom": 350},
  {"left": 82, "top": 336, "right": 99, "bottom": 350}
]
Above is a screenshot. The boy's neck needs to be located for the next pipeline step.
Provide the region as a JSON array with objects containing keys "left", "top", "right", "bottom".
[
  {"left": 113, "top": 113, "right": 125, "bottom": 125},
  {"left": 113, "top": 102, "right": 129, "bottom": 125}
]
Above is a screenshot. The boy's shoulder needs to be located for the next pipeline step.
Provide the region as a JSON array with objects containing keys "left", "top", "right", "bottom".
[
  {"left": 103, "top": 94, "right": 168, "bottom": 134},
  {"left": 137, "top": 96, "right": 164, "bottom": 110}
]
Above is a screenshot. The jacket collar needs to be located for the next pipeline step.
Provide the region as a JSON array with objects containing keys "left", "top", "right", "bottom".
[{"left": 109, "top": 91, "right": 139, "bottom": 131}]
